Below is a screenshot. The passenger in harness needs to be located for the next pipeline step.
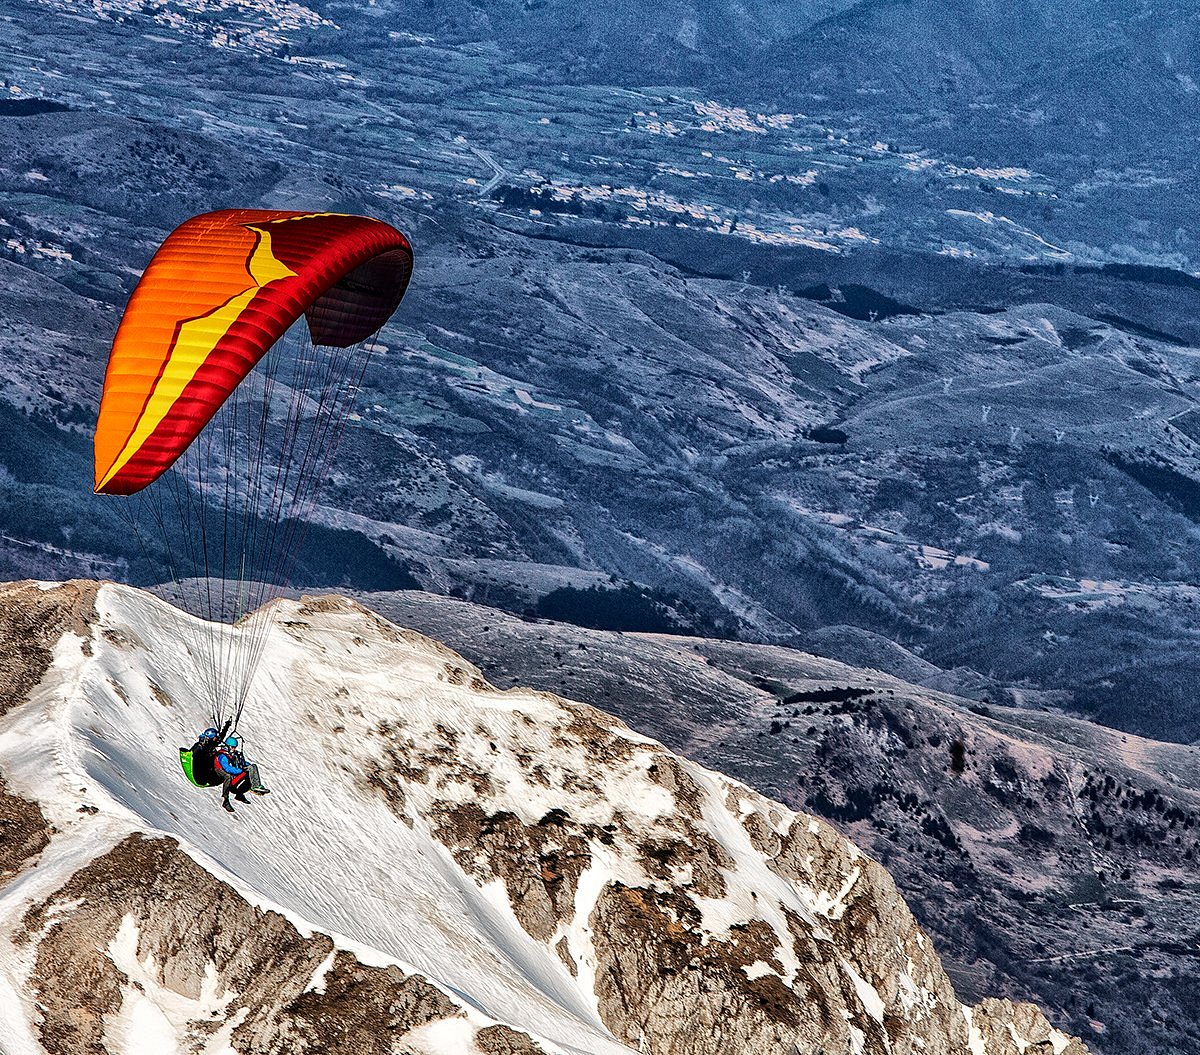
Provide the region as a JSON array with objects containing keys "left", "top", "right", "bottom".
[{"left": 214, "top": 735, "right": 270, "bottom": 814}]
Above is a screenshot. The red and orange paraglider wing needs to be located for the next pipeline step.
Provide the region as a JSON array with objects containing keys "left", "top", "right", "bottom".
[{"left": 94, "top": 209, "right": 413, "bottom": 496}]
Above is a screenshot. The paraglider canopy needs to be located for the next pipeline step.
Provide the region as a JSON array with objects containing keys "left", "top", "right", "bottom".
[
  {"left": 94, "top": 209, "right": 413, "bottom": 496},
  {"left": 92, "top": 207, "right": 413, "bottom": 733}
]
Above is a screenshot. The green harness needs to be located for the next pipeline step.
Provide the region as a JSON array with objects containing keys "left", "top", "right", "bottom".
[{"left": 179, "top": 748, "right": 222, "bottom": 788}]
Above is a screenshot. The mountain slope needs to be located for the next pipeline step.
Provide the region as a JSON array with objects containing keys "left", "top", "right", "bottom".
[
  {"left": 357, "top": 587, "right": 1200, "bottom": 1055},
  {"left": 0, "top": 580, "right": 1085, "bottom": 1054}
]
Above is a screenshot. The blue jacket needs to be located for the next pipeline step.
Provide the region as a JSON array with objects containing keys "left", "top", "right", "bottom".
[{"left": 214, "top": 746, "right": 245, "bottom": 777}]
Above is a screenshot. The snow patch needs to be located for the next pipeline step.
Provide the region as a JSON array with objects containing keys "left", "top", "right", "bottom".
[
  {"left": 399, "top": 1016, "right": 483, "bottom": 1054},
  {"left": 742, "top": 960, "right": 776, "bottom": 981},
  {"left": 962, "top": 1005, "right": 987, "bottom": 1055},
  {"left": 895, "top": 957, "right": 937, "bottom": 1021},
  {"left": 304, "top": 949, "right": 337, "bottom": 994},
  {"left": 811, "top": 865, "right": 861, "bottom": 920},
  {"left": 840, "top": 958, "right": 885, "bottom": 1023},
  {"left": 103, "top": 914, "right": 235, "bottom": 1054}
]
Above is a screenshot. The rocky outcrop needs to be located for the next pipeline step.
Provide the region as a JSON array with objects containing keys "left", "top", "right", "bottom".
[
  {"left": 0, "top": 775, "right": 50, "bottom": 883},
  {"left": 476, "top": 1024, "right": 548, "bottom": 1054},
  {"left": 368, "top": 652, "right": 1088, "bottom": 1055},
  {"left": 969, "top": 999, "right": 1090, "bottom": 1055},
  {"left": 0, "top": 581, "right": 83, "bottom": 886},
  {"left": 429, "top": 801, "right": 594, "bottom": 943},
  {"left": 21, "top": 833, "right": 493, "bottom": 1055},
  {"left": 590, "top": 882, "right": 817, "bottom": 1055},
  {"left": 0, "top": 579, "right": 97, "bottom": 715},
  {"left": 371, "top": 588, "right": 1200, "bottom": 1052}
]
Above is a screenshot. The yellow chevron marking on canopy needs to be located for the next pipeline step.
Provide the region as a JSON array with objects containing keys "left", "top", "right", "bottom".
[{"left": 96, "top": 228, "right": 298, "bottom": 491}]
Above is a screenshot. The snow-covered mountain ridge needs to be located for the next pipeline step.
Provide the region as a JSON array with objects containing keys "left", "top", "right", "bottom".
[{"left": 0, "top": 580, "right": 1086, "bottom": 1054}]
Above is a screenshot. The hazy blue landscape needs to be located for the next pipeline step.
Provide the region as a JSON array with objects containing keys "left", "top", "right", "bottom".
[{"left": 7, "top": 0, "right": 1200, "bottom": 742}]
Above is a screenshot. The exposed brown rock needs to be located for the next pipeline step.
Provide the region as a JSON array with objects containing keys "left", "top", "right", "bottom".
[
  {"left": 776, "top": 812, "right": 970, "bottom": 1053},
  {"left": 476, "top": 1023, "right": 547, "bottom": 1054},
  {"left": 0, "top": 774, "right": 50, "bottom": 884},
  {"left": 0, "top": 580, "right": 98, "bottom": 715},
  {"left": 297, "top": 595, "right": 355, "bottom": 617},
  {"left": 554, "top": 935, "right": 577, "bottom": 976},
  {"left": 590, "top": 883, "right": 822, "bottom": 1055},
  {"left": 636, "top": 829, "right": 729, "bottom": 900},
  {"left": 430, "top": 802, "right": 591, "bottom": 942},
  {"left": 971, "top": 998, "right": 1091, "bottom": 1055},
  {"left": 261, "top": 951, "right": 462, "bottom": 1055},
  {"left": 403, "top": 710, "right": 735, "bottom": 943},
  {"left": 559, "top": 706, "right": 637, "bottom": 765},
  {"left": 638, "top": 755, "right": 731, "bottom": 898},
  {"left": 23, "top": 834, "right": 466, "bottom": 1055}
]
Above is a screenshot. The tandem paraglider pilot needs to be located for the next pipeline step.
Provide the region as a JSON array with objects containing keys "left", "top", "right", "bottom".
[{"left": 181, "top": 727, "right": 270, "bottom": 814}]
